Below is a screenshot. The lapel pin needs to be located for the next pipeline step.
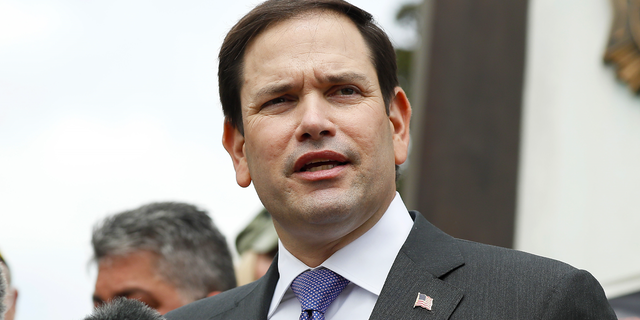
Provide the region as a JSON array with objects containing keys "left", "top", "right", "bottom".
[{"left": 413, "top": 292, "right": 433, "bottom": 311}]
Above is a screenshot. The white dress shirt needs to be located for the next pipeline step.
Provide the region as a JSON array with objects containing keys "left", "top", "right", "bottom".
[{"left": 268, "top": 192, "right": 414, "bottom": 320}]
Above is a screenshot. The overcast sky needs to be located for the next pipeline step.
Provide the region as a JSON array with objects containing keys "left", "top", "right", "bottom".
[{"left": 0, "top": 1, "right": 418, "bottom": 319}]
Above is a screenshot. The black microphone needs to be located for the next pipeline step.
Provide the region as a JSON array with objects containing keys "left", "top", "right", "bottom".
[{"left": 84, "top": 297, "right": 165, "bottom": 320}]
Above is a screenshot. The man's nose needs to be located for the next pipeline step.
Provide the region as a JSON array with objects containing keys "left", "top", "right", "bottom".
[{"left": 294, "top": 95, "right": 336, "bottom": 141}]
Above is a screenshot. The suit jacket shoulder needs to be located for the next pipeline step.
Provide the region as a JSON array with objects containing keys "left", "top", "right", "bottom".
[
  {"left": 165, "top": 259, "right": 279, "bottom": 320},
  {"left": 166, "top": 211, "right": 615, "bottom": 320},
  {"left": 369, "top": 211, "right": 616, "bottom": 320}
]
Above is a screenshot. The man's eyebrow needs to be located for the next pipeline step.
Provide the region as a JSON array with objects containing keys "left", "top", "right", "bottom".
[
  {"left": 113, "top": 288, "right": 154, "bottom": 298},
  {"left": 92, "top": 289, "right": 154, "bottom": 304},
  {"left": 252, "top": 72, "right": 370, "bottom": 99},
  {"left": 321, "top": 72, "right": 369, "bottom": 84},
  {"left": 255, "top": 83, "right": 294, "bottom": 99}
]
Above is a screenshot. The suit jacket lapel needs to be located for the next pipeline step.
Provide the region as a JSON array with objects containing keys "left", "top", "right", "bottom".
[
  {"left": 218, "top": 255, "right": 280, "bottom": 320},
  {"left": 369, "top": 212, "right": 465, "bottom": 320}
]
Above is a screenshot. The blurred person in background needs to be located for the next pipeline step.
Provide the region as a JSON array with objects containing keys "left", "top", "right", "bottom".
[
  {"left": 0, "top": 260, "right": 5, "bottom": 320},
  {"left": 91, "top": 202, "right": 236, "bottom": 315},
  {"left": 609, "top": 291, "right": 640, "bottom": 320},
  {"left": 234, "top": 209, "right": 278, "bottom": 285},
  {"left": 0, "top": 251, "right": 17, "bottom": 320}
]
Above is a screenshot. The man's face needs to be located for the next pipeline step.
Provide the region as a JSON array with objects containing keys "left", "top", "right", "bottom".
[
  {"left": 93, "top": 251, "right": 189, "bottom": 315},
  {"left": 224, "top": 11, "right": 411, "bottom": 246}
]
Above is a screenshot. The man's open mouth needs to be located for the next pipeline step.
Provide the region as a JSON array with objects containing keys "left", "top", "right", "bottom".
[
  {"left": 293, "top": 151, "right": 350, "bottom": 174},
  {"left": 299, "top": 160, "right": 347, "bottom": 172}
]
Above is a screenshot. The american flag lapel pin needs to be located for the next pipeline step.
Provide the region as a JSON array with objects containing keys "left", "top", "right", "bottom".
[{"left": 413, "top": 292, "right": 433, "bottom": 311}]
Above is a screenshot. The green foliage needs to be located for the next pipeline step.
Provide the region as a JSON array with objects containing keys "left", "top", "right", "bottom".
[
  {"left": 396, "top": 3, "right": 420, "bottom": 27},
  {"left": 396, "top": 48, "right": 414, "bottom": 102},
  {"left": 394, "top": 1, "right": 421, "bottom": 191},
  {"left": 394, "top": 1, "right": 420, "bottom": 103}
]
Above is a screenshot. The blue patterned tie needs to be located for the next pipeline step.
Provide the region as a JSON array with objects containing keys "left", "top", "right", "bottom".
[{"left": 290, "top": 268, "right": 350, "bottom": 320}]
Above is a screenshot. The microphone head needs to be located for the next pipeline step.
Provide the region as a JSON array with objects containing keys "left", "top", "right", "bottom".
[{"left": 84, "top": 297, "right": 165, "bottom": 320}]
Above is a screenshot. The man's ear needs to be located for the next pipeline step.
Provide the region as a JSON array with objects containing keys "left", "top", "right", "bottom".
[
  {"left": 222, "top": 120, "right": 251, "bottom": 187},
  {"left": 388, "top": 87, "right": 412, "bottom": 165},
  {"left": 206, "top": 291, "right": 221, "bottom": 298}
]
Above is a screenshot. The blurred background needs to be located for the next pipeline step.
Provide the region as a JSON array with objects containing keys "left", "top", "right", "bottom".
[
  {"left": 1, "top": 0, "right": 639, "bottom": 319},
  {"left": 0, "top": 0, "right": 418, "bottom": 319}
]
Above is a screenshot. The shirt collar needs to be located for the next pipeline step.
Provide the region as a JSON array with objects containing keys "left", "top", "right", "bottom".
[{"left": 268, "top": 192, "right": 413, "bottom": 316}]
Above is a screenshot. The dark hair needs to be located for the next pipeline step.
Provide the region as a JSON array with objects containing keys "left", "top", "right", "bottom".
[
  {"left": 92, "top": 202, "right": 236, "bottom": 301},
  {"left": 219, "top": 0, "right": 399, "bottom": 134}
]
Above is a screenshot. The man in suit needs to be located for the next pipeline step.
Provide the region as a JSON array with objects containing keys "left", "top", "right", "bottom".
[{"left": 166, "top": 0, "right": 616, "bottom": 319}]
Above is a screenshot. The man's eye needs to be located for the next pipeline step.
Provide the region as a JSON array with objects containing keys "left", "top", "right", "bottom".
[
  {"left": 338, "top": 87, "right": 356, "bottom": 95},
  {"left": 263, "top": 97, "right": 288, "bottom": 107}
]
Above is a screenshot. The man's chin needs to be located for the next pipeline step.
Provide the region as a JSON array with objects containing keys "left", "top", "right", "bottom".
[{"left": 293, "top": 193, "right": 363, "bottom": 225}]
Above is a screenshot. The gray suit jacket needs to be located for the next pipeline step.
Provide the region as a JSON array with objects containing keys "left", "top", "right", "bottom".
[{"left": 166, "top": 211, "right": 616, "bottom": 319}]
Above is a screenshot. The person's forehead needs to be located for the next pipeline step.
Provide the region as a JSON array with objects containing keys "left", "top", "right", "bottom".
[
  {"left": 95, "top": 252, "right": 171, "bottom": 294},
  {"left": 242, "top": 11, "right": 373, "bottom": 81},
  {"left": 98, "top": 251, "right": 159, "bottom": 270},
  {"left": 244, "top": 10, "right": 371, "bottom": 66},
  {"left": 265, "top": 9, "right": 348, "bottom": 29}
]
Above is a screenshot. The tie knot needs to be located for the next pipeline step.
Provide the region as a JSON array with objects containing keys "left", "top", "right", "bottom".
[{"left": 291, "top": 268, "right": 350, "bottom": 316}]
